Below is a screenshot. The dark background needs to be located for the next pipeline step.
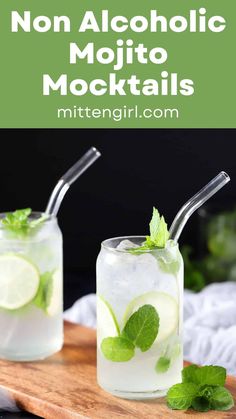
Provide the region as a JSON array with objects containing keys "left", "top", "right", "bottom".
[{"left": 1, "top": 129, "right": 235, "bottom": 309}]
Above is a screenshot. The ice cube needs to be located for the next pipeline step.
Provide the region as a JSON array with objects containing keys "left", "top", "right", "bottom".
[{"left": 116, "top": 239, "right": 139, "bottom": 250}]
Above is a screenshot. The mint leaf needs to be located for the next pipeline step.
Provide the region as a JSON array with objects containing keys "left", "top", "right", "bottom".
[
  {"left": 182, "top": 365, "right": 226, "bottom": 387},
  {"left": 153, "top": 216, "right": 169, "bottom": 248},
  {"left": 182, "top": 364, "right": 199, "bottom": 383},
  {"left": 210, "top": 386, "right": 234, "bottom": 411},
  {"left": 156, "top": 342, "right": 181, "bottom": 374},
  {"left": 149, "top": 207, "right": 161, "bottom": 242},
  {"left": 167, "top": 383, "right": 199, "bottom": 410},
  {"left": 155, "top": 356, "right": 170, "bottom": 373},
  {"left": 34, "top": 271, "right": 53, "bottom": 312},
  {"left": 192, "top": 396, "right": 211, "bottom": 412},
  {"left": 122, "top": 304, "right": 159, "bottom": 352},
  {"left": 101, "top": 337, "right": 135, "bottom": 362},
  {"left": 194, "top": 366, "right": 226, "bottom": 387},
  {"left": 1, "top": 208, "right": 46, "bottom": 237},
  {"left": 148, "top": 208, "right": 169, "bottom": 248}
]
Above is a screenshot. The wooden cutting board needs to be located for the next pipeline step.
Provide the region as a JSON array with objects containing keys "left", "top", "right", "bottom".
[{"left": 0, "top": 321, "right": 235, "bottom": 419}]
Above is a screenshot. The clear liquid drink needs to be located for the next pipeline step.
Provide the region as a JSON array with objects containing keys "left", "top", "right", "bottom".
[
  {"left": 0, "top": 212, "right": 63, "bottom": 361},
  {"left": 97, "top": 236, "right": 183, "bottom": 399}
]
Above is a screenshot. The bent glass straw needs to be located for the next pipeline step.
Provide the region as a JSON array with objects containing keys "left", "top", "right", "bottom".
[
  {"left": 169, "top": 171, "right": 230, "bottom": 242},
  {"left": 46, "top": 147, "right": 101, "bottom": 216}
]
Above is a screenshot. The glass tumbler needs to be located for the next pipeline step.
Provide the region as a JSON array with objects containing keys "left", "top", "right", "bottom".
[
  {"left": 97, "top": 236, "right": 183, "bottom": 400},
  {"left": 0, "top": 212, "right": 63, "bottom": 361}
]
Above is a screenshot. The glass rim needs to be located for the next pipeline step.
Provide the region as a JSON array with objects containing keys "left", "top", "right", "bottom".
[{"left": 101, "top": 235, "right": 178, "bottom": 253}]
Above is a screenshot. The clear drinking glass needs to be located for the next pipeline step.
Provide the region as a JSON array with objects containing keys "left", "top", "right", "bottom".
[
  {"left": 0, "top": 212, "right": 63, "bottom": 361},
  {"left": 96, "top": 236, "right": 183, "bottom": 399}
]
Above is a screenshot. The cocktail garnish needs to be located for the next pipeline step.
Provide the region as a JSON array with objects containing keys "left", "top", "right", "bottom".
[
  {"left": 167, "top": 364, "right": 234, "bottom": 412},
  {"left": 128, "top": 207, "right": 169, "bottom": 253},
  {"left": 1, "top": 208, "right": 47, "bottom": 236}
]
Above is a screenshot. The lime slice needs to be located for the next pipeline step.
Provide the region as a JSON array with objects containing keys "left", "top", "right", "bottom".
[
  {"left": 46, "top": 269, "right": 62, "bottom": 316},
  {"left": 123, "top": 292, "right": 178, "bottom": 344},
  {"left": 97, "top": 296, "right": 120, "bottom": 344},
  {"left": 0, "top": 254, "right": 40, "bottom": 310}
]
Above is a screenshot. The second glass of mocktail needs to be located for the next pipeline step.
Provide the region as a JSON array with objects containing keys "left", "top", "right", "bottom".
[{"left": 0, "top": 210, "right": 63, "bottom": 361}]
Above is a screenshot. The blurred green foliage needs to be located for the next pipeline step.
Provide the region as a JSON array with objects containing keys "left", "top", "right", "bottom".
[
  {"left": 182, "top": 209, "right": 236, "bottom": 292},
  {"left": 181, "top": 246, "right": 205, "bottom": 292}
]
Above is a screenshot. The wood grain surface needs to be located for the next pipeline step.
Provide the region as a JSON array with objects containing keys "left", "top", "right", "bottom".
[{"left": 0, "top": 321, "right": 235, "bottom": 418}]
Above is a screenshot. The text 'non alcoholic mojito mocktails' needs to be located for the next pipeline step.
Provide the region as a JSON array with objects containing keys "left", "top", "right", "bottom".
[
  {"left": 97, "top": 208, "right": 183, "bottom": 399},
  {"left": 0, "top": 209, "right": 63, "bottom": 361}
]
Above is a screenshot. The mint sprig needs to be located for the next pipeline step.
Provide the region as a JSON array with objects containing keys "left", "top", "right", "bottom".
[
  {"left": 101, "top": 304, "right": 159, "bottom": 362},
  {"left": 167, "top": 365, "right": 234, "bottom": 412},
  {"left": 1, "top": 208, "right": 47, "bottom": 237},
  {"left": 128, "top": 207, "right": 169, "bottom": 254}
]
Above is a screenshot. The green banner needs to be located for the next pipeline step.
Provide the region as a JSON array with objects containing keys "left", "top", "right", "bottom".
[{"left": 0, "top": 1, "right": 235, "bottom": 128}]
